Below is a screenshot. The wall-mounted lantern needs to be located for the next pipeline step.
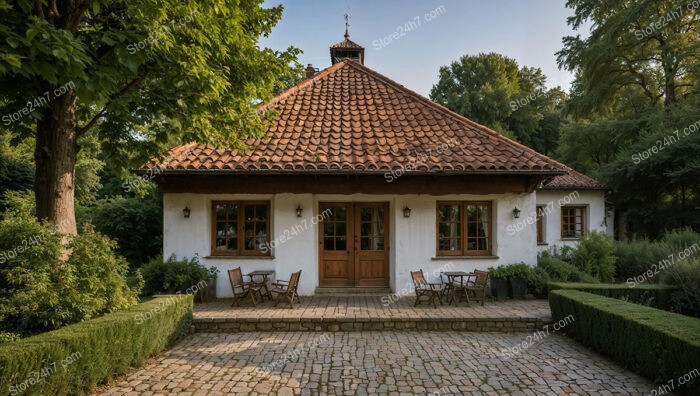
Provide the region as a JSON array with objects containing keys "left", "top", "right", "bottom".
[
  {"left": 403, "top": 206, "right": 412, "bottom": 218},
  {"left": 183, "top": 205, "right": 191, "bottom": 218},
  {"left": 512, "top": 207, "right": 521, "bottom": 219},
  {"left": 296, "top": 205, "right": 303, "bottom": 218}
]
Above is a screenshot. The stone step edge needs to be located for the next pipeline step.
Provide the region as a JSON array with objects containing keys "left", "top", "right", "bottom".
[
  {"left": 193, "top": 316, "right": 551, "bottom": 323},
  {"left": 193, "top": 319, "right": 552, "bottom": 333}
]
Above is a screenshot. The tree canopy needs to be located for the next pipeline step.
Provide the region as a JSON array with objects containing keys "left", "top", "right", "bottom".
[
  {"left": 556, "top": 0, "right": 700, "bottom": 237},
  {"left": 429, "top": 52, "right": 566, "bottom": 155},
  {"left": 0, "top": 0, "right": 300, "bottom": 233}
]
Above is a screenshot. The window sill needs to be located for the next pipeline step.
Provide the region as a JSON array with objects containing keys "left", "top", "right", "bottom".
[
  {"left": 537, "top": 243, "right": 549, "bottom": 246},
  {"left": 431, "top": 256, "right": 499, "bottom": 260},
  {"left": 560, "top": 238, "right": 581, "bottom": 241},
  {"left": 204, "top": 255, "right": 275, "bottom": 260}
]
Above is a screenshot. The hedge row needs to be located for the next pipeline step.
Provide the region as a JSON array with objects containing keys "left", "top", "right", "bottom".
[
  {"left": 548, "top": 282, "right": 676, "bottom": 309},
  {"left": 549, "top": 289, "right": 700, "bottom": 395},
  {"left": 0, "top": 295, "right": 193, "bottom": 395}
]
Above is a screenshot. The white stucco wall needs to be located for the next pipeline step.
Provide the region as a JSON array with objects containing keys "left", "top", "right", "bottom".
[
  {"left": 163, "top": 192, "right": 540, "bottom": 297},
  {"left": 535, "top": 190, "right": 609, "bottom": 253}
]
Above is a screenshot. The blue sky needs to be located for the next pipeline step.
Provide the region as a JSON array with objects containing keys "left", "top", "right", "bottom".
[{"left": 260, "top": 0, "right": 588, "bottom": 97}]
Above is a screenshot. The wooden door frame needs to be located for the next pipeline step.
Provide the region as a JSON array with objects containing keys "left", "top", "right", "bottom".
[{"left": 318, "top": 201, "right": 390, "bottom": 287}]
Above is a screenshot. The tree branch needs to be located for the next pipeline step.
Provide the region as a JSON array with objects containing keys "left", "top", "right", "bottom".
[{"left": 77, "top": 76, "right": 145, "bottom": 135}]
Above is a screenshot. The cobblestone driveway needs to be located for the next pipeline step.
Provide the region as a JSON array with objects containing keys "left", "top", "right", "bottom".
[{"left": 99, "top": 332, "right": 655, "bottom": 395}]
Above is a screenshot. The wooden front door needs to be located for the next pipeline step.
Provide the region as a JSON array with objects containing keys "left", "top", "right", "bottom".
[{"left": 319, "top": 202, "right": 389, "bottom": 286}]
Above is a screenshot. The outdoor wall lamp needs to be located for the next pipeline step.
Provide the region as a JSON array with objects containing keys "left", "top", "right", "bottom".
[
  {"left": 512, "top": 207, "right": 521, "bottom": 219},
  {"left": 296, "top": 205, "right": 303, "bottom": 218},
  {"left": 182, "top": 205, "right": 191, "bottom": 218},
  {"left": 403, "top": 206, "right": 412, "bottom": 218}
]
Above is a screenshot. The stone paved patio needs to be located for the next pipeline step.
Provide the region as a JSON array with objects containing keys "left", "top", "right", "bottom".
[
  {"left": 98, "top": 331, "right": 655, "bottom": 395},
  {"left": 193, "top": 297, "right": 553, "bottom": 333},
  {"left": 194, "top": 297, "right": 552, "bottom": 321}
]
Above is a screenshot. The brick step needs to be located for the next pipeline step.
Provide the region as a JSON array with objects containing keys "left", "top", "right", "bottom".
[
  {"left": 193, "top": 317, "right": 551, "bottom": 333},
  {"left": 314, "top": 287, "right": 392, "bottom": 297}
]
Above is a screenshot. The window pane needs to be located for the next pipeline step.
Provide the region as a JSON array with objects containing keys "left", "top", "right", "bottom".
[
  {"left": 336, "top": 222, "right": 346, "bottom": 237},
  {"left": 324, "top": 237, "right": 335, "bottom": 250},
  {"left": 361, "top": 222, "right": 372, "bottom": 237},
  {"left": 467, "top": 222, "right": 477, "bottom": 238},
  {"left": 254, "top": 225, "right": 267, "bottom": 249},
  {"left": 227, "top": 224, "right": 237, "bottom": 238},
  {"left": 255, "top": 204, "right": 267, "bottom": 221},
  {"left": 466, "top": 203, "right": 490, "bottom": 252},
  {"left": 324, "top": 222, "right": 335, "bottom": 236},
  {"left": 335, "top": 207, "right": 346, "bottom": 221},
  {"left": 216, "top": 222, "right": 227, "bottom": 238},
  {"left": 438, "top": 205, "right": 460, "bottom": 222},
  {"left": 216, "top": 238, "right": 227, "bottom": 250},
  {"left": 244, "top": 221, "right": 255, "bottom": 250},
  {"left": 336, "top": 237, "right": 346, "bottom": 251},
  {"left": 216, "top": 205, "right": 227, "bottom": 221},
  {"left": 245, "top": 205, "right": 254, "bottom": 221},
  {"left": 360, "top": 207, "right": 372, "bottom": 222}
]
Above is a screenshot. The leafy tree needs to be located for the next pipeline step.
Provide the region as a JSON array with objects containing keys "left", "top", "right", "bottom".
[
  {"left": 600, "top": 103, "right": 700, "bottom": 236},
  {"left": 556, "top": 0, "right": 699, "bottom": 237},
  {"left": 557, "top": 0, "right": 699, "bottom": 114},
  {"left": 430, "top": 52, "right": 566, "bottom": 153},
  {"left": 0, "top": 0, "right": 300, "bottom": 234}
]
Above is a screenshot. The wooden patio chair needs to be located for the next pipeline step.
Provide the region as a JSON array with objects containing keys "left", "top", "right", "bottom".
[
  {"left": 228, "top": 267, "right": 262, "bottom": 307},
  {"left": 465, "top": 269, "right": 488, "bottom": 306},
  {"left": 270, "top": 270, "right": 302, "bottom": 308},
  {"left": 410, "top": 269, "right": 444, "bottom": 308}
]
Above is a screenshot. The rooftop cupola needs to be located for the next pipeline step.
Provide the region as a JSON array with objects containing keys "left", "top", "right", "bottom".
[{"left": 330, "top": 14, "right": 364, "bottom": 65}]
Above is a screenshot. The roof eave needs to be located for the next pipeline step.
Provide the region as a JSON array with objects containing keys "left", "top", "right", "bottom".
[
  {"left": 538, "top": 186, "right": 608, "bottom": 191},
  {"left": 134, "top": 168, "right": 567, "bottom": 176}
]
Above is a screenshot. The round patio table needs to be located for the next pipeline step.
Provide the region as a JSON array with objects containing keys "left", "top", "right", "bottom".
[{"left": 441, "top": 271, "right": 477, "bottom": 305}]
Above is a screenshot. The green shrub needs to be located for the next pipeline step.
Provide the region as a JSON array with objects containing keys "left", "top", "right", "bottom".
[
  {"left": 0, "top": 216, "right": 140, "bottom": 337},
  {"left": 0, "top": 295, "right": 192, "bottom": 395},
  {"left": 549, "top": 290, "right": 700, "bottom": 395},
  {"left": 570, "top": 231, "right": 616, "bottom": 282},
  {"left": 140, "top": 255, "right": 218, "bottom": 298},
  {"left": 525, "top": 267, "right": 550, "bottom": 298},
  {"left": 80, "top": 184, "right": 163, "bottom": 267},
  {"left": 614, "top": 239, "right": 668, "bottom": 282},
  {"left": 0, "top": 332, "right": 19, "bottom": 344},
  {"left": 488, "top": 262, "right": 531, "bottom": 279},
  {"left": 537, "top": 253, "right": 597, "bottom": 283},
  {"left": 548, "top": 282, "right": 676, "bottom": 310},
  {"left": 661, "top": 258, "right": 700, "bottom": 318},
  {"left": 545, "top": 244, "right": 576, "bottom": 263},
  {"left": 662, "top": 228, "right": 700, "bottom": 252}
]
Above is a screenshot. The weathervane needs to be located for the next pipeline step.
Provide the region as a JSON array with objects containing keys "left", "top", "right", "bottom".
[{"left": 344, "top": 13, "right": 350, "bottom": 39}]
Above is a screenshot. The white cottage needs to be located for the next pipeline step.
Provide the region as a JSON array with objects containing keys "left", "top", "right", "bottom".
[{"left": 143, "top": 35, "right": 608, "bottom": 297}]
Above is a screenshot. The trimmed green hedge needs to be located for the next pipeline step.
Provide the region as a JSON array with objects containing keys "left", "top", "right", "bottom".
[
  {"left": 548, "top": 282, "right": 676, "bottom": 309},
  {"left": 0, "top": 295, "right": 192, "bottom": 395},
  {"left": 550, "top": 290, "right": 700, "bottom": 395}
]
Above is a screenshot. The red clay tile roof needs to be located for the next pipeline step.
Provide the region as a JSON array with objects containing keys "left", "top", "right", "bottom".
[
  {"left": 150, "top": 59, "right": 569, "bottom": 175},
  {"left": 542, "top": 166, "right": 606, "bottom": 190}
]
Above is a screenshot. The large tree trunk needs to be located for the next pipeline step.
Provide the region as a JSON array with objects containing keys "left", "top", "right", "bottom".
[{"left": 34, "top": 92, "right": 79, "bottom": 235}]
